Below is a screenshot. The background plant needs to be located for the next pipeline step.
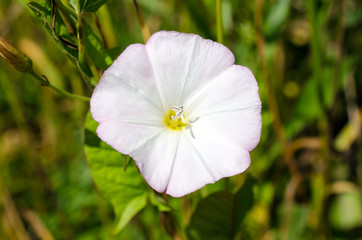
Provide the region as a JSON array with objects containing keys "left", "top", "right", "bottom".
[{"left": 0, "top": 0, "right": 361, "bottom": 239}]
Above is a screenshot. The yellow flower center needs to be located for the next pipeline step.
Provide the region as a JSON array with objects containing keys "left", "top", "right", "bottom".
[{"left": 164, "top": 106, "right": 188, "bottom": 130}]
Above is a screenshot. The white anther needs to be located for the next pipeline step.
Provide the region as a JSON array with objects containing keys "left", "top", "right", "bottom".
[
  {"left": 180, "top": 114, "right": 186, "bottom": 123},
  {"left": 171, "top": 105, "right": 184, "bottom": 118},
  {"left": 170, "top": 105, "right": 187, "bottom": 123}
]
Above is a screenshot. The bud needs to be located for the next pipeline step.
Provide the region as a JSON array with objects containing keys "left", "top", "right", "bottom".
[{"left": 0, "top": 37, "right": 33, "bottom": 73}]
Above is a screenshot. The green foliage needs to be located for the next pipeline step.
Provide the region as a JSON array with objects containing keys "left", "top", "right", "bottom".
[
  {"left": 187, "top": 176, "right": 255, "bottom": 239},
  {"left": 84, "top": 112, "right": 149, "bottom": 233},
  {"left": 234, "top": 176, "right": 255, "bottom": 231},
  {"left": 83, "top": 22, "right": 113, "bottom": 70},
  {"left": 329, "top": 191, "right": 362, "bottom": 230},
  {"left": 263, "top": 0, "right": 291, "bottom": 39},
  {"left": 69, "top": 0, "right": 109, "bottom": 13},
  {"left": 188, "top": 191, "right": 235, "bottom": 240},
  {"left": 280, "top": 204, "right": 309, "bottom": 240},
  {"left": 183, "top": 0, "right": 215, "bottom": 40},
  {"left": 27, "top": 0, "right": 94, "bottom": 81},
  {"left": 28, "top": 1, "right": 78, "bottom": 59}
]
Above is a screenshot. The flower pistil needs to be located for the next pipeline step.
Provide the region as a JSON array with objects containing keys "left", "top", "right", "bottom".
[{"left": 164, "top": 105, "right": 188, "bottom": 130}]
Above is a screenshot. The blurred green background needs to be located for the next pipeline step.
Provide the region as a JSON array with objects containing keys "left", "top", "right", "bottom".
[{"left": 0, "top": 0, "right": 361, "bottom": 239}]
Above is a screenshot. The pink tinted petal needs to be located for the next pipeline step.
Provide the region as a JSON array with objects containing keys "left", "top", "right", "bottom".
[
  {"left": 130, "top": 131, "right": 180, "bottom": 193},
  {"left": 97, "top": 121, "right": 163, "bottom": 155},
  {"left": 146, "top": 31, "right": 235, "bottom": 107},
  {"left": 165, "top": 130, "right": 251, "bottom": 197},
  {"left": 186, "top": 65, "right": 262, "bottom": 151},
  {"left": 91, "top": 43, "right": 163, "bottom": 124}
]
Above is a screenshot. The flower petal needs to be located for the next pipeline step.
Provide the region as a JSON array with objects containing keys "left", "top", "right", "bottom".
[
  {"left": 130, "top": 131, "right": 180, "bottom": 193},
  {"left": 91, "top": 43, "right": 163, "bottom": 124},
  {"left": 146, "top": 31, "right": 235, "bottom": 107},
  {"left": 186, "top": 65, "right": 262, "bottom": 151},
  {"left": 165, "top": 130, "right": 251, "bottom": 197},
  {"left": 96, "top": 121, "right": 163, "bottom": 155}
]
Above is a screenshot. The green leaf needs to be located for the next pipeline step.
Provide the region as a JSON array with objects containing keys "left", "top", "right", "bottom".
[
  {"left": 183, "top": 0, "right": 215, "bottom": 40},
  {"left": 329, "top": 191, "right": 362, "bottom": 230},
  {"left": 287, "top": 204, "right": 309, "bottom": 240},
  {"left": 106, "top": 47, "right": 123, "bottom": 61},
  {"left": 285, "top": 77, "right": 323, "bottom": 138},
  {"left": 188, "top": 191, "right": 234, "bottom": 240},
  {"left": 149, "top": 192, "right": 172, "bottom": 212},
  {"left": 188, "top": 176, "right": 255, "bottom": 239},
  {"left": 69, "top": 0, "right": 109, "bottom": 13},
  {"left": 83, "top": 0, "right": 108, "bottom": 12},
  {"left": 83, "top": 22, "right": 113, "bottom": 71},
  {"left": 84, "top": 112, "right": 148, "bottom": 233},
  {"left": 234, "top": 175, "right": 255, "bottom": 233},
  {"left": 263, "top": 0, "right": 291, "bottom": 39},
  {"left": 115, "top": 194, "right": 148, "bottom": 232},
  {"left": 28, "top": 1, "right": 78, "bottom": 59},
  {"left": 28, "top": 1, "right": 93, "bottom": 78}
]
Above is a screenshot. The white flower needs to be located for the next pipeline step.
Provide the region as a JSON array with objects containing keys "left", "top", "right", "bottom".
[{"left": 90, "top": 31, "right": 261, "bottom": 197}]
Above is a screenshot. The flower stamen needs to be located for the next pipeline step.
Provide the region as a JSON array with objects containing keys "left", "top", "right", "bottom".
[
  {"left": 164, "top": 105, "right": 188, "bottom": 130},
  {"left": 170, "top": 106, "right": 186, "bottom": 122}
]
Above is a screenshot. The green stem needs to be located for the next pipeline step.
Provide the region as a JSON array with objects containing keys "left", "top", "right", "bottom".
[
  {"left": 30, "top": 70, "right": 90, "bottom": 101},
  {"left": 216, "top": 0, "right": 223, "bottom": 44},
  {"left": 331, "top": 0, "right": 346, "bottom": 109},
  {"left": 306, "top": 2, "right": 329, "bottom": 238},
  {"left": 93, "top": 13, "right": 108, "bottom": 49},
  {"left": 55, "top": 0, "right": 77, "bottom": 19},
  {"left": 306, "top": 0, "right": 326, "bottom": 119},
  {"left": 133, "top": 0, "right": 151, "bottom": 43},
  {"left": 77, "top": 1, "right": 84, "bottom": 64},
  {"left": 55, "top": 0, "right": 76, "bottom": 35},
  {"left": 98, "top": 4, "right": 117, "bottom": 48},
  {"left": 254, "top": 0, "right": 286, "bottom": 146},
  {"left": 74, "top": 59, "right": 95, "bottom": 89}
]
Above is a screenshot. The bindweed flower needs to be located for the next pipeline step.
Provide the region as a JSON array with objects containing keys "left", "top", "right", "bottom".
[{"left": 90, "top": 31, "right": 261, "bottom": 197}]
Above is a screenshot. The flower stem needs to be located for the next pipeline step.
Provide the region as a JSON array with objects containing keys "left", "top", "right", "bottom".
[
  {"left": 93, "top": 13, "right": 108, "bottom": 49},
  {"left": 30, "top": 70, "right": 90, "bottom": 101},
  {"left": 77, "top": 1, "right": 84, "bottom": 64},
  {"left": 55, "top": 0, "right": 76, "bottom": 35},
  {"left": 133, "top": 0, "right": 151, "bottom": 43},
  {"left": 254, "top": 0, "right": 286, "bottom": 147},
  {"left": 330, "top": 0, "right": 346, "bottom": 115},
  {"left": 160, "top": 194, "right": 182, "bottom": 239},
  {"left": 216, "top": 0, "right": 223, "bottom": 44},
  {"left": 254, "top": 2, "right": 296, "bottom": 237},
  {"left": 306, "top": 0, "right": 326, "bottom": 118}
]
